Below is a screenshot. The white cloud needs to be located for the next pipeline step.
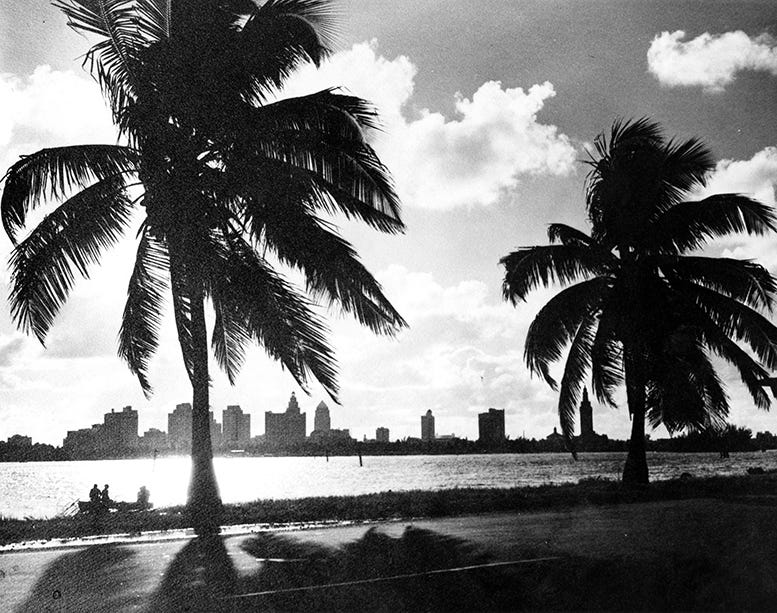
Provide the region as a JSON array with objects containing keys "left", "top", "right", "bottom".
[
  {"left": 282, "top": 41, "right": 577, "bottom": 210},
  {"left": 647, "top": 30, "right": 777, "bottom": 92},
  {"left": 700, "top": 147, "right": 777, "bottom": 206},
  {"left": 0, "top": 65, "right": 116, "bottom": 176}
]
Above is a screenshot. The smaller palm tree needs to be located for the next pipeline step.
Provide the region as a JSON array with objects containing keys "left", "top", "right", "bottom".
[{"left": 501, "top": 118, "right": 777, "bottom": 483}]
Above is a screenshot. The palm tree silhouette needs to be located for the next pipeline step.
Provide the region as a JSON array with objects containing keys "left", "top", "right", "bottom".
[
  {"left": 501, "top": 118, "right": 777, "bottom": 484},
  {"left": 0, "top": 0, "right": 406, "bottom": 533}
]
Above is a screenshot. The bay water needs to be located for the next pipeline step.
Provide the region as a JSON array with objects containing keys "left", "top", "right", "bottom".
[{"left": 2, "top": 451, "right": 775, "bottom": 519}]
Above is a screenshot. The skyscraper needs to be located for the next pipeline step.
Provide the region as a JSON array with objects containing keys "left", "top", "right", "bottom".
[
  {"left": 421, "top": 410, "right": 435, "bottom": 442},
  {"left": 314, "top": 401, "right": 331, "bottom": 433},
  {"left": 103, "top": 406, "right": 139, "bottom": 450},
  {"left": 265, "top": 392, "right": 307, "bottom": 446},
  {"left": 223, "top": 405, "right": 251, "bottom": 448},
  {"left": 579, "top": 388, "right": 594, "bottom": 440},
  {"left": 478, "top": 408, "right": 505, "bottom": 445},
  {"left": 168, "top": 403, "right": 192, "bottom": 452},
  {"left": 376, "top": 427, "right": 390, "bottom": 443}
]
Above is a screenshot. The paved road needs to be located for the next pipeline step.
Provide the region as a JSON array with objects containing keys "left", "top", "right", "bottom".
[{"left": 1, "top": 498, "right": 774, "bottom": 611}]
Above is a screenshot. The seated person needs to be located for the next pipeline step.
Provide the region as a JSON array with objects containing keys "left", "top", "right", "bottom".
[
  {"left": 101, "top": 484, "right": 112, "bottom": 508},
  {"left": 89, "top": 483, "right": 100, "bottom": 504},
  {"left": 137, "top": 485, "right": 150, "bottom": 509}
]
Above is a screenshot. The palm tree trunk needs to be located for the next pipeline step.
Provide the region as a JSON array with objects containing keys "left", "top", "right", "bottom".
[
  {"left": 622, "top": 350, "right": 649, "bottom": 484},
  {"left": 187, "top": 279, "right": 223, "bottom": 534}
]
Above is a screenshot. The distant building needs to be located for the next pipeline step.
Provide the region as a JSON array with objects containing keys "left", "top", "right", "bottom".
[
  {"left": 209, "top": 413, "right": 222, "bottom": 449},
  {"left": 168, "top": 403, "right": 193, "bottom": 452},
  {"left": 63, "top": 424, "right": 106, "bottom": 457},
  {"left": 222, "top": 405, "right": 251, "bottom": 448},
  {"left": 103, "top": 406, "right": 139, "bottom": 450},
  {"left": 265, "top": 392, "right": 306, "bottom": 446},
  {"left": 314, "top": 401, "right": 331, "bottom": 433},
  {"left": 421, "top": 410, "right": 435, "bottom": 442},
  {"left": 478, "top": 408, "right": 505, "bottom": 445},
  {"left": 7, "top": 434, "right": 32, "bottom": 447},
  {"left": 579, "top": 388, "right": 594, "bottom": 440},
  {"left": 376, "top": 427, "right": 390, "bottom": 443},
  {"left": 140, "top": 428, "right": 167, "bottom": 452}
]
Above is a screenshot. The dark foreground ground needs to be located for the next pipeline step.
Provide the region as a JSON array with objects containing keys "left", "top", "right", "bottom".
[{"left": 1, "top": 495, "right": 776, "bottom": 612}]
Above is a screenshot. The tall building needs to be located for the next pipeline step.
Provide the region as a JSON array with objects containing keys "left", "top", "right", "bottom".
[
  {"left": 579, "top": 388, "right": 594, "bottom": 440},
  {"left": 314, "top": 401, "right": 331, "bottom": 433},
  {"left": 421, "top": 410, "right": 435, "bottom": 442},
  {"left": 103, "top": 406, "right": 139, "bottom": 450},
  {"left": 376, "top": 427, "right": 390, "bottom": 443},
  {"left": 223, "top": 405, "right": 251, "bottom": 448},
  {"left": 265, "top": 392, "right": 306, "bottom": 446},
  {"left": 209, "top": 413, "right": 222, "bottom": 449},
  {"left": 478, "top": 408, "right": 505, "bottom": 445},
  {"left": 169, "top": 403, "right": 222, "bottom": 451},
  {"left": 168, "top": 403, "right": 192, "bottom": 452}
]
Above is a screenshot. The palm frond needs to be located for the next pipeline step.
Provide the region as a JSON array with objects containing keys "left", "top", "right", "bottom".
[
  {"left": 8, "top": 176, "right": 134, "bottom": 342},
  {"left": 589, "top": 302, "right": 624, "bottom": 407},
  {"left": 694, "top": 318, "right": 771, "bottom": 411},
  {"left": 646, "top": 336, "right": 728, "bottom": 433},
  {"left": 557, "top": 316, "right": 599, "bottom": 449},
  {"left": 245, "top": 200, "right": 406, "bottom": 335},
  {"left": 500, "top": 245, "right": 614, "bottom": 304},
  {"left": 225, "top": 108, "right": 403, "bottom": 231},
  {"left": 676, "top": 280, "right": 777, "bottom": 371},
  {"left": 659, "top": 255, "right": 777, "bottom": 312},
  {"left": 118, "top": 228, "right": 169, "bottom": 396},
  {"left": 1, "top": 145, "right": 139, "bottom": 243},
  {"left": 209, "top": 234, "right": 339, "bottom": 398},
  {"left": 547, "top": 223, "right": 595, "bottom": 247},
  {"left": 647, "top": 194, "right": 777, "bottom": 253},
  {"left": 658, "top": 136, "right": 715, "bottom": 206},
  {"left": 211, "top": 286, "right": 251, "bottom": 386},
  {"left": 524, "top": 278, "right": 610, "bottom": 389},
  {"left": 165, "top": 232, "right": 200, "bottom": 381},
  {"left": 237, "top": 0, "right": 338, "bottom": 99},
  {"left": 53, "top": 0, "right": 143, "bottom": 117},
  {"left": 134, "top": 0, "right": 171, "bottom": 42}
]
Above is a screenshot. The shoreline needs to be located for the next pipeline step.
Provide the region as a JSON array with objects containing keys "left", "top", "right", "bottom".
[{"left": 2, "top": 471, "right": 776, "bottom": 548}]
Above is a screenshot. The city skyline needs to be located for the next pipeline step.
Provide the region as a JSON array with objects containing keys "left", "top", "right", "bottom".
[
  {"left": 10, "top": 393, "right": 601, "bottom": 448},
  {"left": 1, "top": 2, "right": 777, "bottom": 445}
]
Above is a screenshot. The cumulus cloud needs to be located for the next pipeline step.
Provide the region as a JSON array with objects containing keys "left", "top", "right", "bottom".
[
  {"left": 647, "top": 30, "right": 777, "bottom": 92},
  {"left": 700, "top": 147, "right": 777, "bottom": 206},
  {"left": 282, "top": 41, "right": 577, "bottom": 210},
  {"left": 0, "top": 65, "right": 116, "bottom": 176}
]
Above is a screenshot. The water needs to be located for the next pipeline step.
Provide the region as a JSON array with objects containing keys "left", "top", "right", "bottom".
[{"left": 1, "top": 451, "right": 775, "bottom": 519}]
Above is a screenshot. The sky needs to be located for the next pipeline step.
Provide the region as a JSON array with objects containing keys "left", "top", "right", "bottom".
[{"left": 1, "top": 0, "right": 777, "bottom": 445}]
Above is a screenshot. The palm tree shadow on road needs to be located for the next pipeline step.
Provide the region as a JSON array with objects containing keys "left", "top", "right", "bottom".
[
  {"left": 147, "top": 535, "right": 237, "bottom": 613},
  {"left": 232, "top": 526, "right": 524, "bottom": 612},
  {"left": 16, "top": 544, "right": 141, "bottom": 613}
]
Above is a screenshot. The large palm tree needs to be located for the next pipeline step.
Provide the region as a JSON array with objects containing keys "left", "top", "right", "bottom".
[
  {"left": 1, "top": 0, "right": 406, "bottom": 533},
  {"left": 501, "top": 118, "right": 777, "bottom": 484}
]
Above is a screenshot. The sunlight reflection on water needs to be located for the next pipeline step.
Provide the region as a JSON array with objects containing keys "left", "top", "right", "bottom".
[{"left": 1, "top": 451, "right": 776, "bottom": 519}]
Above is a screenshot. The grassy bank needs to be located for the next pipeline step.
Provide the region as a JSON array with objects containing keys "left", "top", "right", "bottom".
[{"left": 2, "top": 471, "right": 776, "bottom": 546}]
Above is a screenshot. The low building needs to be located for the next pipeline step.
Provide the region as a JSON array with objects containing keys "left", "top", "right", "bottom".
[
  {"left": 140, "top": 428, "right": 167, "bottom": 452},
  {"left": 7, "top": 434, "right": 32, "bottom": 447}
]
